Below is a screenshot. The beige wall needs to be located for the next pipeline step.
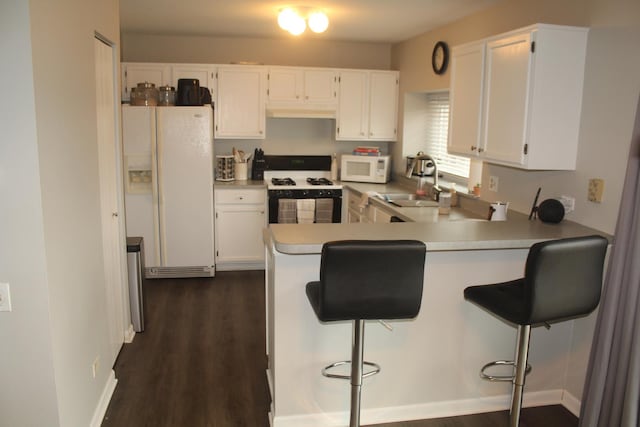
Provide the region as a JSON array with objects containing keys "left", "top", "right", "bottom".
[
  {"left": 391, "top": 0, "right": 639, "bottom": 236},
  {"left": 121, "top": 32, "right": 392, "bottom": 69},
  {"left": 0, "top": 0, "right": 121, "bottom": 425}
]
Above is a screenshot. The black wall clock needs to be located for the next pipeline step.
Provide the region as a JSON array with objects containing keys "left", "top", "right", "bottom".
[{"left": 432, "top": 41, "right": 449, "bottom": 75}]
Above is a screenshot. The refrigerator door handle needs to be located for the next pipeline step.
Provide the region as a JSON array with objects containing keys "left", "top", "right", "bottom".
[
  {"left": 150, "top": 109, "right": 163, "bottom": 266},
  {"left": 156, "top": 118, "right": 168, "bottom": 267}
]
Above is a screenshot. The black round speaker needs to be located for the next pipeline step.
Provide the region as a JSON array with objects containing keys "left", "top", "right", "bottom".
[{"left": 538, "top": 199, "right": 565, "bottom": 223}]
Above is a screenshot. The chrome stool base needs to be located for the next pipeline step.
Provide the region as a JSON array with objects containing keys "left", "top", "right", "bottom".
[{"left": 322, "top": 360, "right": 381, "bottom": 380}]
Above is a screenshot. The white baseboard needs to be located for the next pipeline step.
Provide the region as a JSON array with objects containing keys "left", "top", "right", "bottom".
[
  {"left": 90, "top": 369, "right": 118, "bottom": 427},
  {"left": 272, "top": 389, "right": 568, "bottom": 427},
  {"left": 124, "top": 324, "right": 135, "bottom": 343},
  {"left": 561, "top": 390, "right": 581, "bottom": 417},
  {"left": 215, "top": 261, "right": 265, "bottom": 271}
]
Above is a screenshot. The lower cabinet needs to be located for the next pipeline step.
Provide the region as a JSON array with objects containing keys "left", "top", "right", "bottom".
[
  {"left": 345, "top": 188, "right": 395, "bottom": 223},
  {"left": 214, "top": 188, "right": 267, "bottom": 270}
]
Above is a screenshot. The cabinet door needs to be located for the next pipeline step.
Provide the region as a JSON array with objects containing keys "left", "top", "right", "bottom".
[
  {"left": 215, "top": 66, "right": 266, "bottom": 139},
  {"left": 448, "top": 42, "right": 485, "bottom": 157},
  {"left": 481, "top": 32, "right": 532, "bottom": 165},
  {"left": 171, "top": 64, "right": 216, "bottom": 95},
  {"left": 304, "top": 69, "right": 337, "bottom": 104},
  {"left": 215, "top": 206, "right": 266, "bottom": 263},
  {"left": 268, "top": 67, "right": 303, "bottom": 104},
  {"left": 368, "top": 71, "right": 398, "bottom": 141},
  {"left": 122, "top": 63, "right": 171, "bottom": 101},
  {"left": 337, "top": 70, "right": 368, "bottom": 140}
]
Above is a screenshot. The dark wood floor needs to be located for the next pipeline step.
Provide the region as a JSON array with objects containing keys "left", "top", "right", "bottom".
[{"left": 102, "top": 271, "right": 578, "bottom": 427}]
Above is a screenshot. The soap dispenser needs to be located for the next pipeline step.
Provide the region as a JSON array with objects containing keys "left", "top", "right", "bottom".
[{"left": 330, "top": 153, "right": 338, "bottom": 181}]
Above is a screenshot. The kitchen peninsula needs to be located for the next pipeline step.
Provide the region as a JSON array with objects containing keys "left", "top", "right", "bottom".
[{"left": 263, "top": 214, "right": 609, "bottom": 427}]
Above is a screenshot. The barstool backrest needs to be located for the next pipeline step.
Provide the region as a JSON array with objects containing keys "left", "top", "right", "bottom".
[
  {"left": 525, "top": 235, "right": 608, "bottom": 324},
  {"left": 317, "top": 240, "right": 426, "bottom": 321}
]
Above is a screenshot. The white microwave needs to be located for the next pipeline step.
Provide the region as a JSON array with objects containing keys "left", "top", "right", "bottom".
[{"left": 340, "top": 154, "right": 391, "bottom": 184}]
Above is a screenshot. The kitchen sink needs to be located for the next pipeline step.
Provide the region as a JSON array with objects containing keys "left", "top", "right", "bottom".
[
  {"left": 377, "top": 192, "right": 438, "bottom": 208},
  {"left": 377, "top": 193, "right": 429, "bottom": 201}
]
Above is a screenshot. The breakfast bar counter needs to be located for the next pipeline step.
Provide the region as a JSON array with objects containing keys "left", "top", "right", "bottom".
[{"left": 263, "top": 217, "right": 609, "bottom": 427}]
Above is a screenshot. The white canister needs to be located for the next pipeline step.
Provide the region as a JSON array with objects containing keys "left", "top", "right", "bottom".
[{"left": 235, "top": 162, "right": 248, "bottom": 180}]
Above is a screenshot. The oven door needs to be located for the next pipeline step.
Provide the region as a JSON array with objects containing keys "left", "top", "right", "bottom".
[{"left": 268, "top": 190, "right": 342, "bottom": 224}]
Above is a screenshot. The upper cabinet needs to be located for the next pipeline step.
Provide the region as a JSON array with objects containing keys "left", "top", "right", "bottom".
[
  {"left": 121, "top": 63, "right": 399, "bottom": 140},
  {"left": 448, "top": 24, "right": 588, "bottom": 170},
  {"left": 337, "top": 70, "right": 399, "bottom": 141},
  {"left": 215, "top": 65, "right": 267, "bottom": 139},
  {"left": 171, "top": 64, "right": 217, "bottom": 96},
  {"left": 121, "top": 63, "right": 172, "bottom": 101},
  {"left": 267, "top": 67, "right": 337, "bottom": 109}
]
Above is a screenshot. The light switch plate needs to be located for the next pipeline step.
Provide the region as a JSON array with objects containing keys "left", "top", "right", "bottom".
[
  {"left": 488, "top": 176, "right": 499, "bottom": 192},
  {"left": 0, "top": 282, "right": 12, "bottom": 312},
  {"left": 588, "top": 178, "right": 604, "bottom": 203}
]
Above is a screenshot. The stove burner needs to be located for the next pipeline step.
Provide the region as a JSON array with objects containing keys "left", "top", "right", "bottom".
[
  {"left": 306, "top": 177, "right": 334, "bottom": 186},
  {"left": 271, "top": 177, "right": 296, "bottom": 186}
]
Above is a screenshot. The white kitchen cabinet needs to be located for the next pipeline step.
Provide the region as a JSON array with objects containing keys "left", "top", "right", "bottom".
[
  {"left": 337, "top": 70, "right": 398, "bottom": 141},
  {"left": 344, "top": 189, "right": 395, "bottom": 223},
  {"left": 447, "top": 24, "right": 588, "bottom": 170},
  {"left": 448, "top": 42, "right": 485, "bottom": 157},
  {"left": 267, "top": 67, "right": 337, "bottom": 107},
  {"left": 214, "top": 188, "right": 267, "bottom": 270},
  {"left": 121, "top": 62, "right": 172, "bottom": 101},
  {"left": 215, "top": 66, "right": 267, "bottom": 139},
  {"left": 171, "top": 64, "right": 217, "bottom": 95}
]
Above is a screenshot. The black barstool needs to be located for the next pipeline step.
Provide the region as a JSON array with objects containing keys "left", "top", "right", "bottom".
[
  {"left": 306, "top": 240, "right": 426, "bottom": 427},
  {"left": 464, "top": 235, "right": 608, "bottom": 427}
]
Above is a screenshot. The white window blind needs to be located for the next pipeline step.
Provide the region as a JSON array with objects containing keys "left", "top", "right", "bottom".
[{"left": 424, "top": 92, "right": 470, "bottom": 178}]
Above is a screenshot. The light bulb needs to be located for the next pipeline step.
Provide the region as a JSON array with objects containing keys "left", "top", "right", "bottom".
[
  {"left": 287, "top": 14, "right": 306, "bottom": 35},
  {"left": 278, "top": 8, "right": 297, "bottom": 31},
  {"left": 308, "top": 11, "right": 329, "bottom": 33}
]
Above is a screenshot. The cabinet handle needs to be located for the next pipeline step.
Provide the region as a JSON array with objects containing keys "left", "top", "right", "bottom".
[
  {"left": 260, "top": 211, "right": 264, "bottom": 214},
  {"left": 478, "top": 148, "right": 484, "bottom": 153},
  {"left": 471, "top": 145, "right": 477, "bottom": 151},
  {"left": 239, "top": 196, "right": 244, "bottom": 200}
]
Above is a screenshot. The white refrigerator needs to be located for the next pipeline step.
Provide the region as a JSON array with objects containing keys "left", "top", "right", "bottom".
[{"left": 122, "top": 105, "right": 215, "bottom": 278}]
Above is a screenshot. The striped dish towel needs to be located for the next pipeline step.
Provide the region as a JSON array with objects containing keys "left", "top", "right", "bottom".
[
  {"left": 315, "top": 198, "right": 334, "bottom": 223},
  {"left": 278, "top": 199, "right": 297, "bottom": 223},
  {"left": 296, "top": 199, "right": 316, "bottom": 224}
]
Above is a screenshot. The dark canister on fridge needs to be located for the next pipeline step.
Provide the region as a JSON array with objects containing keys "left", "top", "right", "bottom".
[{"left": 176, "top": 79, "right": 201, "bottom": 106}]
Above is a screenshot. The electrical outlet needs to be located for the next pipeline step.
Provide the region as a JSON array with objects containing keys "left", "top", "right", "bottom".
[
  {"left": 0, "top": 283, "right": 12, "bottom": 312},
  {"left": 588, "top": 178, "right": 605, "bottom": 203},
  {"left": 488, "top": 175, "right": 499, "bottom": 192},
  {"left": 92, "top": 356, "right": 100, "bottom": 378},
  {"left": 559, "top": 195, "right": 575, "bottom": 213}
]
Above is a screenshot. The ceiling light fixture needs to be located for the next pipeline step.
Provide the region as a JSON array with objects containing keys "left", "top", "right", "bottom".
[{"left": 278, "top": 8, "right": 329, "bottom": 36}]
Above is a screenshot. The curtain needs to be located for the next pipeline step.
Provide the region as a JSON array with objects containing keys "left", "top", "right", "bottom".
[{"left": 580, "top": 96, "right": 640, "bottom": 426}]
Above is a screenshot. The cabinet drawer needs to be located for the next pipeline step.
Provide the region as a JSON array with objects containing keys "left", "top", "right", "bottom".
[{"left": 215, "top": 189, "right": 266, "bottom": 204}]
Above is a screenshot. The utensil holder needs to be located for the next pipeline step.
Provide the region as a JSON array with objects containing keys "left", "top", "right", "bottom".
[{"left": 235, "top": 162, "right": 248, "bottom": 180}]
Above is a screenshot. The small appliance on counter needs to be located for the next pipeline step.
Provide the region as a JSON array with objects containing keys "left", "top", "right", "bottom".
[
  {"left": 406, "top": 152, "right": 436, "bottom": 177},
  {"left": 251, "top": 148, "right": 266, "bottom": 181},
  {"left": 340, "top": 154, "right": 391, "bottom": 184}
]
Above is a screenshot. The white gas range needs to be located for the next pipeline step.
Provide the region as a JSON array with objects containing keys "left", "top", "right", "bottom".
[{"left": 263, "top": 155, "right": 343, "bottom": 224}]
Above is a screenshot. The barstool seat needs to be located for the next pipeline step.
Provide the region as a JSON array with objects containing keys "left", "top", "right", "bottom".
[
  {"left": 464, "top": 235, "right": 608, "bottom": 427},
  {"left": 306, "top": 240, "right": 426, "bottom": 427}
]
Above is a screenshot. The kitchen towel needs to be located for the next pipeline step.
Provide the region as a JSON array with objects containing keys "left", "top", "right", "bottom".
[
  {"left": 278, "top": 199, "right": 297, "bottom": 224},
  {"left": 315, "top": 199, "right": 334, "bottom": 223},
  {"left": 296, "top": 199, "right": 316, "bottom": 224}
]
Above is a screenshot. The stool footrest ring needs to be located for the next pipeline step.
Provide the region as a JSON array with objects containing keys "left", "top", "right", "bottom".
[
  {"left": 322, "top": 360, "right": 381, "bottom": 380},
  {"left": 480, "top": 360, "right": 532, "bottom": 382}
]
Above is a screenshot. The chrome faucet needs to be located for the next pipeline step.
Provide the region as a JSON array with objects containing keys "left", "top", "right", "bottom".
[{"left": 406, "top": 152, "right": 441, "bottom": 201}]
